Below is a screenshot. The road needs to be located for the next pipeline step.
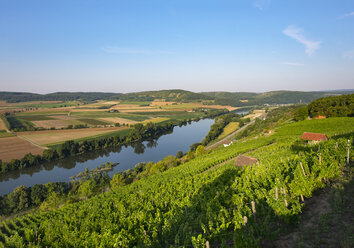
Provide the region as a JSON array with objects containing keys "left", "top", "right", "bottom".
[{"left": 206, "top": 113, "right": 267, "bottom": 150}]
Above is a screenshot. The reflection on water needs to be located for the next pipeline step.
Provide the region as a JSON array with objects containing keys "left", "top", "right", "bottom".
[{"left": 0, "top": 119, "right": 215, "bottom": 195}]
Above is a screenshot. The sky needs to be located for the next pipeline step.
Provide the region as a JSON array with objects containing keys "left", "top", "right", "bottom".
[{"left": 0, "top": 0, "right": 353, "bottom": 93}]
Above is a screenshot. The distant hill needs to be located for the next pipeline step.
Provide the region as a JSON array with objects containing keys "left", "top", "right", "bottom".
[
  {"left": 1, "top": 89, "right": 353, "bottom": 105},
  {"left": 201, "top": 90, "right": 354, "bottom": 107},
  {"left": 120, "top": 89, "right": 213, "bottom": 102},
  {"left": 0, "top": 92, "right": 121, "bottom": 103},
  {"left": 0, "top": 90, "right": 212, "bottom": 103}
]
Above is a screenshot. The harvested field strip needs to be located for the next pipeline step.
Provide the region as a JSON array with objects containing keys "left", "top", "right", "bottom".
[
  {"left": 217, "top": 122, "right": 240, "bottom": 140},
  {"left": 31, "top": 119, "right": 82, "bottom": 129},
  {"left": 142, "top": 117, "right": 170, "bottom": 124},
  {"left": 0, "top": 136, "right": 45, "bottom": 162},
  {"left": 118, "top": 101, "right": 152, "bottom": 106},
  {"left": 99, "top": 117, "right": 137, "bottom": 125},
  {"left": 130, "top": 111, "right": 188, "bottom": 116},
  {"left": 19, "top": 127, "right": 129, "bottom": 146},
  {"left": 47, "top": 128, "right": 131, "bottom": 148}
]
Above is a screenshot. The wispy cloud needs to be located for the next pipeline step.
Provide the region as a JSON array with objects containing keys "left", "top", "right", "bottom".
[
  {"left": 280, "top": 62, "right": 305, "bottom": 66},
  {"left": 101, "top": 46, "right": 174, "bottom": 55},
  {"left": 283, "top": 26, "right": 321, "bottom": 56},
  {"left": 342, "top": 11, "right": 354, "bottom": 18},
  {"left": 253, "top": 0, "right": 271, "bottom": 11},
  {"left": 343, "top": 50, "right": 354, "bottom": 59}
]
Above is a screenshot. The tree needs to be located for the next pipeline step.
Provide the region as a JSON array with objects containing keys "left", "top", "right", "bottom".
[
  {"left": 176, "top": 151, "right": 184, "bottom": 159},
  {"left": 195, "top": 145, "right": 206, "bottom": 156},
  {"left": 294, "top": 106, "right": 308, "bottom": 121},
  {"left": 110, "top": 173, "right": 126, "bottom": 189}
]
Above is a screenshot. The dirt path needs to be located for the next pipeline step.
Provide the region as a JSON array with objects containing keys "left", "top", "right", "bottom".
[
  {"left": 206, "top": 113, "right": 267, "bottom": 150},
  {"left": 15, "top": 134, "right": 49, "bottom": 150}
]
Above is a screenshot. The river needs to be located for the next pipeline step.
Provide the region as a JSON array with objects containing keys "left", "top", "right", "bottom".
[{"left": 0, "top": 118, "right": 215, "bottom": 195}]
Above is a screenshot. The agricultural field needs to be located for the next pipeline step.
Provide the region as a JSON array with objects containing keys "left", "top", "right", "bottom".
[
  {"left": 0, "top": 136, "right": 45, "bottom": 162},
  {"left": 0, "top": 99, "right": 234, "bottom": 161},
  {"left": 17, "top": 127, "right": 130, "bottom": 146},
  {"left": 3, "top": 99, "right": 230, "bottom": 132}
]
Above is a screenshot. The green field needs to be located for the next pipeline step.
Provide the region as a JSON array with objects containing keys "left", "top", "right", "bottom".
[
  {"left": 78, "top": 118, "right": 109, "bottom": 126},
  {"left": 1, "top": 117, "right": 352, "bottom": 247},
  {"left": 16, "top": 115, "right": 55, "bottom": 121}
]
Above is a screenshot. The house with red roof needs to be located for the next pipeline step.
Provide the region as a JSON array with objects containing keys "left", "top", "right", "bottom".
[{"left": 301, "top": 132, "right": 328, "bottom": 144}]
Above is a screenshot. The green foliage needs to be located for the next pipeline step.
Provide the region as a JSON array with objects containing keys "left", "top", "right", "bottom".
[
  {"left": 294, "top": 106, "right": 308, "bottom": 121},
  {"left": 0, "top": 117, "right": 352, "bottom": 247},
  {"left": 307, "top": 94, "right": 354, "bottom": 118}
]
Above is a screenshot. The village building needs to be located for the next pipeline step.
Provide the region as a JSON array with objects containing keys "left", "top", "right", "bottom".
[
  {"left": 234, "top": 155, "right": 259, "bottom": 167},
  {"left": 300, "top": 132, "right": 328, "bottom": 144}
]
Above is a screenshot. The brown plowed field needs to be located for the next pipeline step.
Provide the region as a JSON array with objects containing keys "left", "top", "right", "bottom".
[
  {"left": 17, "top": 126, "right": 129, "bottom": 146},
  {"left": 0, "top": 136, "right": 45, "bottom": 162}
]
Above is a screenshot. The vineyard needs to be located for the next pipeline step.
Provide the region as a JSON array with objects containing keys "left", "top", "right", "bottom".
[{"left": 0, "top": 117, "right": 353, "bottom": 247}]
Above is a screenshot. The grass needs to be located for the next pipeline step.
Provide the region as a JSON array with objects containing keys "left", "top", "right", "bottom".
[
  {"left": 17, "top": 115, "right": 55, "bottom": 121},
  {"left": 0, "top": 130, "right": 14, "bottom": 138},
  {"left": 16, "top": 111, "right": 69, "bottom": 116},
  {"left": 78, "top": 118, "right": 109, "bottom": 126},
  {"left": 273, "top": 117, "right": 354, "bottom": 139}
]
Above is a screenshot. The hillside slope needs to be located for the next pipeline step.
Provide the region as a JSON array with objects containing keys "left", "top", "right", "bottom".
[{"left": 0, "top": 117, "right": 353, "bottom": 247}]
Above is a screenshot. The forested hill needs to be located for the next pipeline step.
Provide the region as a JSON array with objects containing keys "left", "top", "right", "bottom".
[
  {"left": 0, "top": 90, "right": 211, "bottom": 103},
  {"left": 0, "top": 92, "right": 121, "bottom": 103},
  {"left": 301, "top": 93, "right": 354, "bottom": 118},
  {"left": 1, "top": 89, "right": 353, "bottom": 104},
  {"left": 202, "top": 90, "right": 354, "bottom": 107}
]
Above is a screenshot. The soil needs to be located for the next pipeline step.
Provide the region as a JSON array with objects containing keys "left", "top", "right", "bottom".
[{"left": 0, "top": 136, "right": 45, "bottom": 162}]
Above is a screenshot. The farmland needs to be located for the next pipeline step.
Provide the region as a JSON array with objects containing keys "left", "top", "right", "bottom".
[
  {"left": 17, "top": 127, "right": 129, "bottom": 146},
  {"left": 0, "top": 98, "right": 233, "bottom": 162},
  {"left": 0, "top": 136, "right": 45, "bottom": 162}
]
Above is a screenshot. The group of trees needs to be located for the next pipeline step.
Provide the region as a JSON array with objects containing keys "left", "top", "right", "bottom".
[
  {"left": 0, "top": 172, "right": 111, "bottom": 216},
  {"left": 294, "top": 94, "right": 354, "bottom": 121}
]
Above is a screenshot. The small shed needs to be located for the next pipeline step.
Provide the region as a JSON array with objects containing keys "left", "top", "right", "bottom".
[
  {"left": 221, "top": 140, "right": 232, "bottom": 147},
  {"left": 234, "top": 155, "right": 258, "bottom": 167},
  {"left": 301, "top": 132, "right": 328, "bottom": 144}
]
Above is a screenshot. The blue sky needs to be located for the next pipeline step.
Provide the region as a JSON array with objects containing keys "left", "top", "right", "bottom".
[{"left": 0, "top": 0, "right": 353, "bottom": 93}]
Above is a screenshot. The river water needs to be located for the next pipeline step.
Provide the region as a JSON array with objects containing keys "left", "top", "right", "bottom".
[{"left": 0, "top": 119, "right": 215, "bottom": 195}]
